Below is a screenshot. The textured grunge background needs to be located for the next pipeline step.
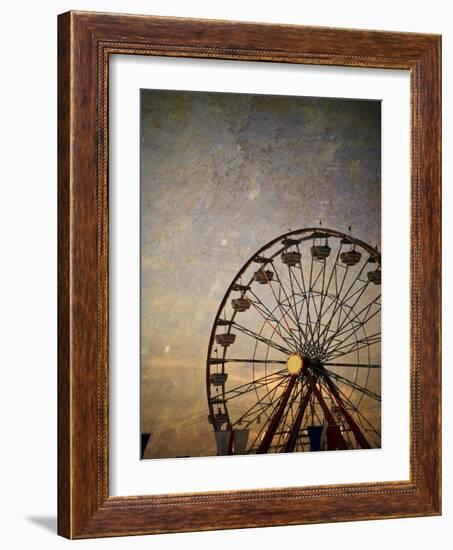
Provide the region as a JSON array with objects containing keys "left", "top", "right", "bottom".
[{"left": 140, "top": 90, "right": 381, "bottom": 459}]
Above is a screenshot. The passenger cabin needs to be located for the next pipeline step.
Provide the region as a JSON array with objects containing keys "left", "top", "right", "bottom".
[
  {"left": 232, "top": 283, "right": 251, "bottom": 292},
  {"left": 367, "top": 269, "right": 381, "bottom": 285},
  {"left": 340, "top": 250, "right": 362, "bottom": 266},
  {"left": 210, "top": 372, "right": 228, "bottom": 386},
  {"left": 281, "top": 237, "right": 301, "bottom": 247},
  {"left": 311, "top": 245, "right": 331, "bottom": 260},
  {"left": 253, "top": 255, "right": 272, "bottom": 264},
  {"left": 214, "top": 412, "right": 229, "bottom": 426},
  {"left": 253, "top": 269, "right": 274, "bottom": 284},
  {"left": 231, "top": 297, "right": 251, "bottom": 312},
  {"left": 215, "top": 333, "right": 236, "bottom": 347},
  {"left": 311, "top": 231, "right": 330, "bottom": 239},
  {"left": 217, "top": 318, "right": 233, "bottom": 326},
  {"left": 281, "top": 251, "right": 301, "bottom": 266}
]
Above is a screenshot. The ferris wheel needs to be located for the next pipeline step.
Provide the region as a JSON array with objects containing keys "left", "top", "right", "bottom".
[{"left": 206, "top": 227, "right": 381, "bottom": 455}]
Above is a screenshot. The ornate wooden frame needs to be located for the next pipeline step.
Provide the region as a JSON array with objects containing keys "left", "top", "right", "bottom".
[{"left": 58, "top": 11, "right": 441, "bottom": 539}]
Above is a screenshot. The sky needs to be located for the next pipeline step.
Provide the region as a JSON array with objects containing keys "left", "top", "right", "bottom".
[{"left": 140, "top": 89, "right": 381, "bottom": 459}]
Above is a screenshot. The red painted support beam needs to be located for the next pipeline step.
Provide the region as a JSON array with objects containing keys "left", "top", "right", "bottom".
[
  {"left": 322, "top": 373, "right": 371, "bottom": 449},
  {"left": 257, "top": 375, "right": 297, "bottom": 454},
  {"left": 306, "top": 374, "right": 347, "bottom": 450},
  {"left": 282, "top": 384, "right": 313, "bottom": 453}
]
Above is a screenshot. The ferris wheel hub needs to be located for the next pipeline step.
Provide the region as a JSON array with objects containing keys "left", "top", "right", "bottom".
[{"left": 286, "top": 353, "right": 304, "bottom": 375}]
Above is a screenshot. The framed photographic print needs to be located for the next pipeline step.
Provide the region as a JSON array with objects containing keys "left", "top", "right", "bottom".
[{"left": 58, "top": 11, "right": 441, "bottom": 538}]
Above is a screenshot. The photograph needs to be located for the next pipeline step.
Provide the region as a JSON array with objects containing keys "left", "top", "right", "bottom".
[{"left": 140, "top": 89, "right": 382, "bottom": 459}]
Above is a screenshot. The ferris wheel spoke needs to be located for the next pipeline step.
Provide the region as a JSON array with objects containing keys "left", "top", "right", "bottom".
[
  {"left": 321, "top": 304, "right": 379, "bottom": 360},
  {"left": 220, "top": 358, "right": 288, "bottom": 365},
  {"left": 331, "top": 259, "right": 349, "bottom": 316},
  {"left": 317, "top": 260, "right": 369, "bottom": 344},
  {"left": 244, "top": 377, "right": 294, "bottom": 442},
  {"left": 224, "top": 369, "right": 286, "bottom": 400},
  {"left": 321, "top": 373, "right": 371, "bottom": 449},
  {"left": 341, "top": 280, "right": 370, "bottom": 304},
  {"left": 310, "top": 258, "right": 328, "bottom": 295},
  {"left": 255, "top": 263, "right": 301, "bottom": 340},
  {"left": 270, "top": 262, "right": 306, "bottom": 346},
  {"left": 285, "top": 251, "right": 306, "bottom": 298},
  {"left": 321, "top": 295, "right": 381, "bottom": 354},
  {"left": 337, "top": 259, "right": 370, "bottom": 304},
  {"left": 222, "top": 370, "right": 287, "bottom": 402},
  {"left": 305, "top": 271, "right": 326, "bottom": 351},
  {"left": 311, "top": 244, "right": 343, "bottom": 343},
  {"left": 324, "top": 332, "right": 381, "bottom": 362},
  {"left": 324, "top": 362, "right": 381, "bottom": 369},
  {"left": 331, "top": 284, "right": 369, "bottom": 345},
  {"left": 236, "top": 376, "right": 290, "bottom": 427},
  {"left": 349, "top": 411, "right": 381, "bottom": 446},
  {"left": 314, "top": 284, "right": 347, "bottom": 347},
  {"left": 247, "top": 291, "right": 300, "bottom": 350},
  {"left": 322, "top": 368, "right": 381, "bottom": 401},
  {"left": 286, "top": 265, "right": 310, "bottom": 343},
  {"left": 296, "top": 252, "right": 326, "bottom": 351},
  {"left": 323, "top": 307, "right": 381, "bottom": 354},
  {"left": 295, "top": 244, "right": 308, "bottom": 294},
  {"left": 257, "top": 299, "right": 305, "bottom": 360},
  {"left": 335, "top": 263, "right": 348, "bottom": 299},
  {"left": 296, "top": 290, "right": 328, "bottom": 356},
  {"left": 323, "top": 284, "right": 378, "bottom": 352},
  {"left": 305, "top": 255, "right": 324, "bottom": 348},
  {"left": 232, "top": 321, "right": 293, "bottom": 355},
  {"left": 307, "top": 290, "right": 338, "bottom": 336},
  {"left": 293, "top": 245, "right": 318, "bottom": 347},
  {"left": 285, "top": 271, "right": 320, "bottom": 357}
]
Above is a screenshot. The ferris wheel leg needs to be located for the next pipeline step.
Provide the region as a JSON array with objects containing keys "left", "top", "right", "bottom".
[
  {"left": 282, "top": 384, "right": 313, "bottom": 453},
  {"left": 256, "top": 375, "right": 297, "bottom": 454},
  {"left": 306, "top": 374, "right": 348, "bottom": 450},
  {"left": 323, "top": 374, "right": 371, "bottom": 450}
]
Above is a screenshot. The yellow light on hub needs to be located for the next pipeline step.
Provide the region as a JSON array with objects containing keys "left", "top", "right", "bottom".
[{"left": 287, "top": 353, "right": 303, "bottom": 375}]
